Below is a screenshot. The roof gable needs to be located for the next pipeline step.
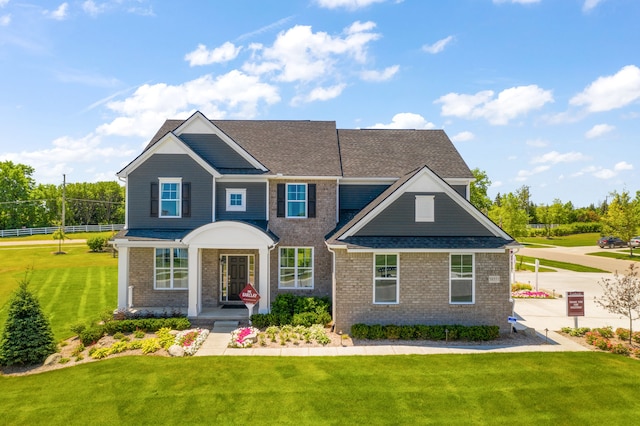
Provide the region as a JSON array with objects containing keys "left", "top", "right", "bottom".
[{"left": 331, "top": 166, "right": 512, "bottom": 243}]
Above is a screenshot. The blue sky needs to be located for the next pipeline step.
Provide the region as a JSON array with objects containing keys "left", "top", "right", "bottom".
[{"left": 1, "top": 0, "right": 639, "bottom": 207}]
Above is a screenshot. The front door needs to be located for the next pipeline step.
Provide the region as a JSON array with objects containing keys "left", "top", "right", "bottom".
[{"left": 226, "top": 256, "right": 247, "bottom": 302}]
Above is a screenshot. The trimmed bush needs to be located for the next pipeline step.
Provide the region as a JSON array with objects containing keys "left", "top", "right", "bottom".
[
  {"left": 383, "top": 325, "right": 401, "bottom": 340},
  {"left": 79, "top": 326, "right": 106, "bottom": 346},
  {"left": 87, "top": 236, "right": 107, "bottom": 252},
  {"left": 350, "top": 323, "right": 501, "bottom": 342},
  {"left": 351, "top": 323, "right": 368, "bottom": 339}
]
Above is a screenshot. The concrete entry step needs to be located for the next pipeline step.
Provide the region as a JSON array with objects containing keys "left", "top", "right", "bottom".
[{"left": 214, "top": 320, "right": 239, "bottom": 329}]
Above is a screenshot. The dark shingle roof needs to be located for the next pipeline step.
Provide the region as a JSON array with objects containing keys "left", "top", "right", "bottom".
[
  {"left": 114, "top": 221, "right": 278, "bottom": 243},
  {"left": 330, "top": 236, "right": 516, "bottom": 250},
  {"left": 338, "top": 129, "right": 473, "bottom": 179}
]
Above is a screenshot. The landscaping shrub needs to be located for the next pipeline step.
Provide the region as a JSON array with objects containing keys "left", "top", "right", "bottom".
[
  {"left": 615, "top": 328, "right": 630, "bottom": 341},
  {"left": 399, "top": 325, "right": 416, "bottom": 340},
  {"left": 87, "top": 236, "right": 107, "bottom": 252},
  {"left": 349, "top": 323, "right": 501, "bottom": 342},
  {"left": 257, "top": 294, "right": 332, "bottom": 327},
  {"left": 0, "top": 279, "right": 57, "bottom": 366},
  {"left": 610, "top": 343, "right": 631, "bottom": 356},
  {"left": 511, "top": 283, "right": 533, "bottom": 291},
  {"left": 102, "top": 317, "right": 190, "bottom": 334},
  {"left": 350, "top": 323, "right": 368, "bottom": 339},
  {"left": 79, "top": 325, "right": 106, "bottom": 346},
  {"left": 292, "top": 312, "right": 318, "bottom": 327},
  {"left": 383, "top": 325, "right": 401, "bottom": 340},
  {"left": 594, "top": 326, "right": 614, "bottom": 338},
  {"left": 367, "top": 325, "right": 386, "bottom": 340}
]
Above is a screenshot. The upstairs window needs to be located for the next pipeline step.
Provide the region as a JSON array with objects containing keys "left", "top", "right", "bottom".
[
  {"left": 276, "top": 183, "right": 316, "bottom": 218},
  {"left": 150, "top": 179, "right": 190, "bottom": 218},
  {"left": 226, "top": 188, "right": 246, "bottom": 212}
]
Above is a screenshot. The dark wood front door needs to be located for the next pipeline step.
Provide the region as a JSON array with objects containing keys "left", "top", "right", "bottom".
[{"left": 227, "top": 256, "right": 247, "bottom": 301}]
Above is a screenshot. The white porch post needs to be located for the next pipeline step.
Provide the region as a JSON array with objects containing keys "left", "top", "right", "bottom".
[
  {"left": 116, "top": 245, "right": 129, "bottom": 310},
  {"left": 187, "top": 246, "right": 200, "bottom": 317},
  {"left": 258, "top": 246, "right": 269, "bottom": 313}
]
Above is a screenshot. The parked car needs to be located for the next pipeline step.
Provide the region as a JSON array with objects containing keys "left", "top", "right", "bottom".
[
  {"left": 629, "top": 236, "right": 640, "bottom": 248},
  {"left": 597, "top": 236, "right": 628, "bottom": 248}
]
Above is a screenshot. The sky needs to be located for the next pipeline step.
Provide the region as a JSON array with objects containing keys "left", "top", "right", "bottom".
[{"left": 1, "top": 0, "right": 639, "bottom": 207}]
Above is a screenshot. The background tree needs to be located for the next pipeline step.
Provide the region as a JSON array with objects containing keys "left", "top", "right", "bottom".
[
  {"left": 0, "top": 274, "right": 57, "bottom": 366},
  {"left": 488, "top": 192, "right": 529, "bottom": 238},
  {"left": 469, "top": 168, "right": 492, "bottom": 214},
  {"left": 0, "top": 161, "right": 36, "bottom": 229},
  {"left": 601, "top": 190, "right": 640, "bottom": 256},
  {"left": 595, "top": 263, "right": 640, "bottom": 345},
  {"left": 515, "top": 185, "right": 536, "bottom": 223}
]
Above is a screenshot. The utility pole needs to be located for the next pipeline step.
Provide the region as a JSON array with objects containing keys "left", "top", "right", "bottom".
[{"left": 62, "top": 174, "right": 66, "bottom": 230}]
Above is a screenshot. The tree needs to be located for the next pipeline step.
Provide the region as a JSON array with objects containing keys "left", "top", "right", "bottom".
[
  {"left": 469, "top": 168, "right": 492, "bottom": 214},
  {"left": 601, "top": 190, "right": 640, "bottom": 256},
  {"left": 52, "top": 227, "right": 67, "bottom": 255},
  {"left": 0, "top": 274, "right": 57, "bottom": 366},
  {"left": 488, "top": 192, "right": 529, "bottom": 238},
  {"left": 0, "top": 161, "right": 36, "bottom": 229},
  {"left": 595, "top": 263, "right": 640, "bottom": 345}
]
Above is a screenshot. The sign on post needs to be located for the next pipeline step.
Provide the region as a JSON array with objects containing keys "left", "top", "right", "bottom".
[
  {"left": 239, "top": 283, "right": 260, "bottom": 324},
  {"left": 567, "top": 291, "right": 585, "bottom": 328}
]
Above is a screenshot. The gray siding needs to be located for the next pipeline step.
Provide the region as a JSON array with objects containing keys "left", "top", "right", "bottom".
[
  {"left": 215, "top": 182, "right": 267, "bottom": 221},
  {"left": 451, "top": 185, "right": 467, "bottom": 198},
  {"left": 179, "top": 133, "right": 257, "bottom": 170},
  {"left": 355, "top": 192, "right": 493, "bottom": 237},
  {"left": 339, "top": 184, "right": 389, "bottom": 210},
  {"left": 128, "top": 154, "right": 213, "bottom": 229}
]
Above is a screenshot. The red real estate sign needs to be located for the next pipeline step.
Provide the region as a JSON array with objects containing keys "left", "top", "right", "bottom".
[
  {"left": 239, "top": 284, "right": 260, "bottom": 305},
  {"left": 567, "top": 291, "right": 585, "bottom": 317}
]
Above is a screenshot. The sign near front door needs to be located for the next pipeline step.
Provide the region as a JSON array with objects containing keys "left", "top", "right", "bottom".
[
  {"left": 567, "top": 291, "right": 585, "bottom": 317},
  {"left": 239, "top": 283, "right": 260, "bottom": 305}
]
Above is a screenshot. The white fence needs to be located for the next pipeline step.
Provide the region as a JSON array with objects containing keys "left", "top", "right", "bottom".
[{"left": 0, "top": 224, "right": 124, "bottom": 238}]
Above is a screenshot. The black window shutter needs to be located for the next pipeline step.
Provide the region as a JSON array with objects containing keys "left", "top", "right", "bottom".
[
  {"left": 182, "top": 182, "right": 191, "bottom": 217},
  {"left": 277, "top": 183, "right": 285, "bottom": 217},
  {"left": 308, "top": 184, "right": 316, "bottom": 218},
  {"left": 150, "top": 182, "right": 158, "bottom": 217}
]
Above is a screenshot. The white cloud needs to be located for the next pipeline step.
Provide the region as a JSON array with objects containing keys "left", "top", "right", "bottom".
[
  {"left": 526, "top": 138, "right": 548, "bottom": 147},
  {"left": 0, "top": 14, "right": 9, "bottom": 26},
  {"left": 614, "top": 161, "right": 633, "bottom": 171},
  {"left": 368, "top": 113, "right": 435, "bottom": 129},
  {"left": 315, "top": 0, "right": 386, "bottom": 10},
  {"left": 515, "top": 165, "right": 550, "bottom": 181},
  {"left": 583, "top": 0, "right": 604, "bottom": 12},
  {"left": 98, "top": 71, "right": 280, "bottom": 137},
  {"left": 436, "top": 85, "right": 553, "bottom": 125},
  {"left": 0, "top": 0, "right": 9, "bottom": 7},
  {"left": 245, "top": 21, "right": 380, "bottom": 83},
  {"left": 422, "top": 35, "right": 454, "bottom": 54},
  {"left": 531, "top": 151, "right": 588, "bottom": 164},
  {"left": 82, "top": 0, "right": 106, "bottom": 17},
  {"left": 291, "top": 84, "right": 347, "bottom": 105},
  {"left": 360, "top": 65, "right": 399, "bottom": 82},
  {"left": 590, "top": 161, "right": 632, "bottom": 179},
  {"left": 451, "top": 131, "right": 474, "bottom": 142},
  {"left": 585, "top": 123, "right": 614, "bottom": 139},
  {"left": 570, "top": 65, "right": 640, "bottom": 112},
  {"left": 45, "top": 3, "right": 68, "bottom": 20},
  {"left": 185, "top": 42, "right": 242, "bottom": 66}
]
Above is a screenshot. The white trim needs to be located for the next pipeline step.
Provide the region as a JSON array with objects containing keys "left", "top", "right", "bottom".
[
  {"left": 225, "top": 188, "right": 246, "bottom": 212},
  {"left": 117, "top": 132, "right": 220, "bottom": 179},
  {"left": 117, "top": 246, "right": 129, "bottom": 310},
  {"left": 373, "top": 253, "right": 399, "bottom": 304},
  {"left": 449, "top": 253, "right": 475, "bottom": 305},
  {"left": 278, "top": 247, "right": 314, "bottom": 289},
  {"left": 415, "top": 195, "right": 435, "bottom": 222},
  {"left": 173, "top": 111, "right": 268, "bottom": 171},
  {"left": 154, "top": 247, "right": 189, "bottom": 290},
  {"left": 338, "top": 167, "right": 512, "bottom": 241},
  {"left": 112, "top": 239, "right": 187, "bottom": 249},
  {"left": 159, "top": 177, "right": 182, "bottom": 218}
]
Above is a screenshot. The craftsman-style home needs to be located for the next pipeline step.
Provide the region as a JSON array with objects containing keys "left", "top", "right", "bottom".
[{"left": 113, "top": 111, "right": 518, "bottom": 333}]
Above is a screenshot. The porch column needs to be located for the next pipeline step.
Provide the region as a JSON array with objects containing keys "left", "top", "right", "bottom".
[
  {"left": 258, "top": 246, "right": 269, "bottom": 314},
  {"left": 116, "top": 245, "right": 129, "bottom": 310},
  {"left": 187, "top": 246, "right": 200, "bottom": 316}
]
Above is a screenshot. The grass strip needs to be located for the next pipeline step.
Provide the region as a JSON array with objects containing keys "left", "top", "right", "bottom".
[
  {"left": 516, "top": 255, "right": 606, "bottom": 273},
  {"left": 1, "top": 353, "right": 639, "bottom": 425}
]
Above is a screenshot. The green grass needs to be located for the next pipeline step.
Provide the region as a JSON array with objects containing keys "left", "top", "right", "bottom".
[
  {"left": 588, "top": 251, "right": 640, "bottom": 262},
  {"left": 516, "top": 255, "right": 607, "bottom": 273},
  {"left": 0, "top": 244, "right": 117, "bottom": 341},
  {"left": 519, "top": 232, "right": 601, "bottom": 247},
  {"left": 0, "top": 231, "right": 116, "bottom": 242},
  {"left": 1, "top": 353, "right": 639, "bottom": 424}
]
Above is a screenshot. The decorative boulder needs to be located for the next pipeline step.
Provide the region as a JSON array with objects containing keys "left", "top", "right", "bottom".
[
  {"left": 168, "top": 344, "right": 185, "bottom": 357},
  {"left": 44, "top": 353, "right": 61, "bottom": 366},
  {"left": 245, "top": 333, "right": 258, "bottom": 343}
]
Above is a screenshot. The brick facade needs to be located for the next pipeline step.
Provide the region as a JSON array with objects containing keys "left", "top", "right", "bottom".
[
  {"left": 333, "top": 250, "right": 513, "bottom": 334},
  {"left": 267, "top": 179, "right": 337, "bottom": 300},
  {"left": 129, "top": 247, "right": 188, "bottom": 308}
]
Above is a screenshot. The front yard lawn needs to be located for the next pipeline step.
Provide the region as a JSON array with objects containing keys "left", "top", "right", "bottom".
[
  {"left": 515, "top": 255, "right": 607, "bottom": 273},
  {"left": 2, "top": 352, "right": 639, "bottom": 424}
]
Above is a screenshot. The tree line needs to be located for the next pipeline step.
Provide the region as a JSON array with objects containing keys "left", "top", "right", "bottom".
[
  {"left": 0, "top": 161, "right": 124, "bottom": 230},
  {"left": 470, "top": 168, "right": 640, "bottom": 245}
]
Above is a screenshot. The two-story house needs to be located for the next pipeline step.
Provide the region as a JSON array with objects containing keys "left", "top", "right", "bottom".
[{"left": 113, "top": 111, "right": 519, "bottom": 333}]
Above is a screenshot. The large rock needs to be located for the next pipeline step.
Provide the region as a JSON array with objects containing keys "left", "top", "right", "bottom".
[
  {"left": 168, "top": 344, "right": 185, "bottom": 357},
  {"left": 44, "top": 353, "right": 61, "bottom": 366}
]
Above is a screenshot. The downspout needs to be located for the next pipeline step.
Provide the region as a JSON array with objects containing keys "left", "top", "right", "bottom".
[{"left": 325, "top": 242, "right": 337, "bottom": 331}]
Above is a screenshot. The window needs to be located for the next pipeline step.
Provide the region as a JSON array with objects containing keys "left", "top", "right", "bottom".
[
  {"left": 450, "top": 254, "right": 474, "bottom": 303},
  {"left": 374, "top": 254, "right": 398, "bottom": 304},
  {"left": 279, "top": 247, "right": 313, "bottom": 288},
  {"left": 276, "top": 183, "right": 316, "bottom": 218},
  {"left": 287, "top": 184, "right": 307, "bottom": 218},
  {"left": 226, "top": 188, "right": 246, "bottom": 212},
  {"left": 159, "top": 178, "right": 181, "bottom": 218},
  {"left": 155, "top": 248, "right": 188, "bottom": 289},
  {"left": 415, "top": 195, "right": 434, "bottom": 222}
]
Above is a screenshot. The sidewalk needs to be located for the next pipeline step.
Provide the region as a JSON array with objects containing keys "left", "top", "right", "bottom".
[{"left": 194, "top": 322, "right": 588, "bottom": 357}]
